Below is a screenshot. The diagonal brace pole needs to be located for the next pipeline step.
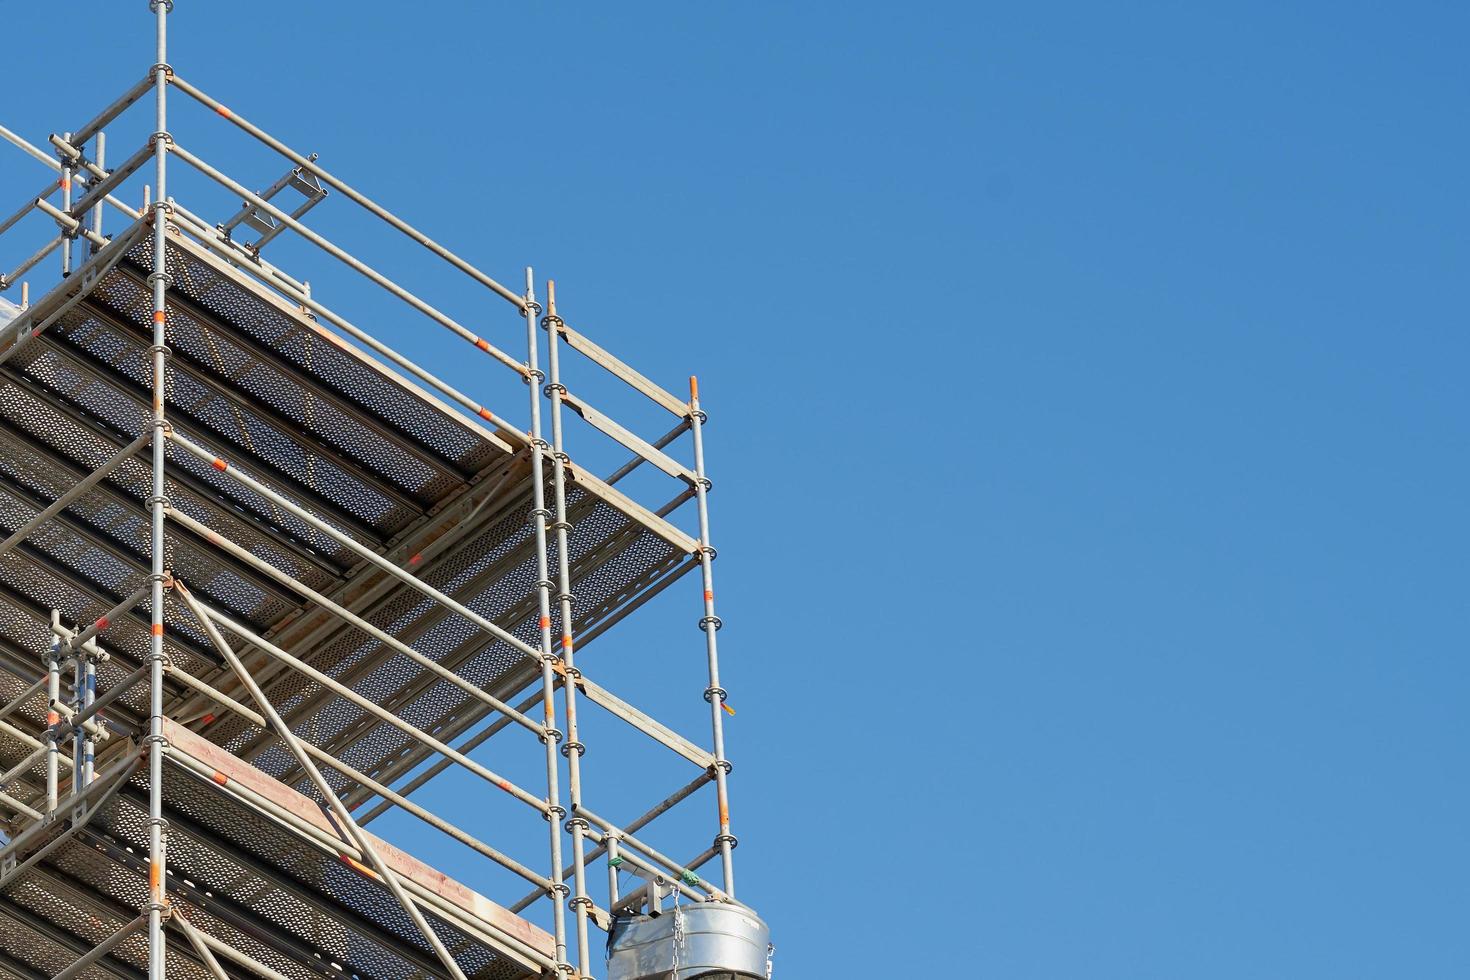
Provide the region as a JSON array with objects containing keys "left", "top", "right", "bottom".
[{"left": 174, "top": 582, "right": 469, "bottom": 980}]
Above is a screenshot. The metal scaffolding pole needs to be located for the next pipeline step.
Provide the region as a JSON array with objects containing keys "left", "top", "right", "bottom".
[
  {"left": 689, "top": 376, "right": 739, "bottom": 896},
  {"left": 58, "top": 134, "right": 72, "bottom": 277},
  {"left": 185, "top": 599, "right": 547, "bottom": 812},
  {"left": 162, "top": 660, "right": 551, "bottom": 889},
  {"left": 167, "top": 74, "right": 526, "bottom": 310},
  {"left": 43, "top": 633, "right": 60, "bottom": 815},
  {"left": 543, "top": 281, "right": 592, "bottom": 972},
  {"left": 145, "top": 5, "right": 171, "bottom": 979},
  {"left": 0, "top": 6, "right": 769, "bottom": 973},
  {"left": 523, "top": 269, "right": 572, "bottom": 975},
  {"left": 168, "top": 144, "right": 526, "bottom": 376},
  {"left": 175, "top": 583, "right": 471, "bottom": 980}
]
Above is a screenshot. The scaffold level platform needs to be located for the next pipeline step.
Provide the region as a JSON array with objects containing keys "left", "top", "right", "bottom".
[
  {"left": 0, "top": 6, "right": 764, "bottom": 976},
  {"left": 0, "top": 218, "right": 697, "bottom": 796},
  {"left": 0, "top": 721, "right": 554, "bottom": 980}
]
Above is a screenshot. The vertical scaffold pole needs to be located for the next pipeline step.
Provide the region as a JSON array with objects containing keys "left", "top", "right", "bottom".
[
  {"left": 44, "top": 625, "right": 61, "bottom": 814},
  {"left": 146, "top": 3, "right": 172, "bottom": 978},
  {"left": 688, "top": 376, "right": 738, "bottom": 897},
  {"left": 543, "top": 281, "right": 592, "bottom": 971},
  {"left": 59, "top": 133, "right": 73, "bottom": 276},
  {"left": 91, "top": 131, "right": 106, "bottom": 246},
  {"left": 525, "top": 268, "right": 572, "bottom": 975},
  {"left": 79, "top": 639, "right": 98, "bottom": 788}
]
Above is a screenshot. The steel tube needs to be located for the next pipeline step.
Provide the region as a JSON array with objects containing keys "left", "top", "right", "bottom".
[
  {"left": 145, "top": 8, "right": 170, "bottom": 978},
  {"left": 169, "top": 144, "right": 526, "bottom": 375},
  {"left": 689, "top": 378, "right": 738, "bottom": 895},
  {"left": 34, "top": 197, "right": 79, "bottom": 234},
  {"left": 0, "top": 789, "right": 43, "bottom": 823},
  {"left": 175, "top": 584, "right": 472, "bottom": 980},
  {"left": 605, "top": 418, "right": 692, "bottom": 487},
  {"left": 71, "top": 661, "right": 148, "bottom": 731},
  {"left": 0, "top": 124, "right": 141, "bottom": 224},
  {"left": 62, "top": 581, "right": 152, "bottom": 654},
  {"left": 69, "top": 75, "right": 153, "bottom": 149},
  {"left": 169, "top": 75, "right": 526, "bottom": 309},
  {"left": 0, "top": 716, "right": 62, "bottom": 761},
  {"left": 67, "top": 140, "right": 151, "bottom": 221},
  {"left": 595, "top": 843, "right": 704, "bottom": 907},
  {"left": 3, "top": 236, "right": 62, "bottom": 290},
  {"left": 0, "top": 430, "right": 151, "bottom": 561},
  {"left": 187, "top": 597, "right": 546, "bottom": 811},
  {"left": 163, "top": 662, "right": 551, "bottom": 889},
  {"left": 60, "top": 133, "right": 73, "bottom": 276},
  {"left": 49, "top": 914, "right": 147, "bottom": 980},
  {"left": 176, "top": 919, "right": 299, "bottom": 980},
  {"left": 32, "top": 198, "right": 108, "bottom": 252},
  {"left": 0, "top": 744, "right": 47, "bottom": 789},
  {"left": 90, "top": 132, "right": 105, "bottom": 244},
  {"left": 44, "top": 637, "right": 59, "bottom": 814},
  {"left": 167, "top": 200, "right": 307, "bottom": 290},
  {"left": 512, "top": 770, "right": 712, "bottom": 913},
  {"left": 167, "top": 200, "right": 518, "bottom": 434},
  {"left": 0, "top": 181, "right": 57, "bottom": 239},
  {"left": 166, "top": 430, "right": 546, "bottom": 663},
  {"left": 614, "top": 846, "right": 718, "bottom": 915},
  {"left": 165, "top": 506, "right": 543, "bottom": 735},
  {"left": 356, "top": 687, "right": 541, "bottom": 825},
  {"left": 522, "top": 270, "right": 570, "bottom": 972},
  {"left": 575, "top": 804, "right": 729, "bottom": 902},
  {"left": 0, "top": 676, "right": 45, "bottom": 723},
  {"left": 0, "top": 219, "right": 152, "bottom": 369},
  {"left": 172, "top": 914, "right": 231, "bottom": 980},
  {"left": 544, "top": 281, "right": 592, "bottom": 969}
]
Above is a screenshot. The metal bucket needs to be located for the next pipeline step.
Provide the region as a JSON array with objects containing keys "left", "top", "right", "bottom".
[{"left": 607, "top": 902, "right": 771, "bottom": 980}]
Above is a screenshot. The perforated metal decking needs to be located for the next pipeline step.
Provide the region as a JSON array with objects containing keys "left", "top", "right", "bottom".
[
  {"left": 0, "top": 219, "right": 696, "bottom": 795},
  {"left": 0, "top": 722, "right": 555, "bottom": 980},
  {"left": 0, "top": 215, "right": 702, "bottom": 976}
]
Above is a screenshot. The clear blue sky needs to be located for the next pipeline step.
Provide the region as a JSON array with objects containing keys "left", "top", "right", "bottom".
[{"left": 2, "top": 2, "right": 1467, "bottom": 977}]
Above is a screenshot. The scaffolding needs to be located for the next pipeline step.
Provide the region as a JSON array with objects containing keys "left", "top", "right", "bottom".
[{"left": 0, "top": 4, "right": 769, "bottom": 979}]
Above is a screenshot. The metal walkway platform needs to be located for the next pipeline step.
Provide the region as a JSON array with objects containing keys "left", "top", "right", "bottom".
[
  {"left": 0, "top": 220, "right": 697, "bottom": 800},
  {"left": 0, "top": 721, "right": 555, "bottom": 980}
]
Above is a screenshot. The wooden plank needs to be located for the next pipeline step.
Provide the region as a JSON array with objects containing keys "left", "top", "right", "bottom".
[{"left": 558, "top": 323, "right": 689, "bottom": 417}]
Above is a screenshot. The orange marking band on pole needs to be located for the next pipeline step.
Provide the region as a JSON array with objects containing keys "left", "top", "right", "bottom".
[
  {"left": 149, "top": 863, "right": 162, "bottom": 891},
  {"left": 200, "top": 713, "right": 215, "bottom": 725},
  {"left": 341, "top": 855, "right": 379, "bottom": 880},
  {"left": 211, "top": 770, "right": 229, "bottom": 786},
  {"left": 153, "top": 310, "right": 165, "bottom": 325},
  {"left": 61, "top": 177, "right": 71, "bottom": 192},
  {"left": 211, "top": 457, "right": 228, "bottom": 472},
  {"left": 478, "top": 408, "right": 495, "bottom": 422},
  {"left": 95, "top": 616, "right": 109, "bottom": 630},
  {"left": 47, "top": 711, "right": 59, "bottom": 726},
  {"left": 151, "top": 623, "right": 164, "bottom": 637},
  {"left": 539, "top": 616, "right": 550, "bottom": 630},
  {"left": 408, "top": 553, "right": 423, "bottom": 566},
  {"left": 704, "top": 591, "right": 713, "bottom": 601},
  {"left": 475, "top": 338, "right": 490, "bottom": 352},
  {"left": 216, "top": 105, "right": 231, "bottom": 119}
]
